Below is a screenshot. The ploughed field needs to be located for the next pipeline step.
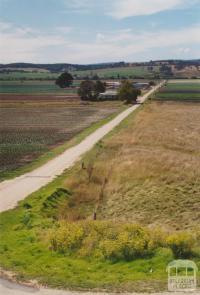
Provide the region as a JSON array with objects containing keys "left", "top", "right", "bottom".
[
  {"left": 0, "top": 95, "right": 122, "bottom": 179},
  {"left": 155, "top": 80, "right": 200, "bottom": 101}
]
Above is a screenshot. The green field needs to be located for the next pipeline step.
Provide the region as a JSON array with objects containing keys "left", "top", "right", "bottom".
[
  {"left": 72, "top": 66, "right": 160, "bottom": 79},
  {"left": 0, "top": 71, "right": 59, "bottom": 80},
  {"left": 155, "top": 80, "right": 200, "bottom": 101},
  {"left": 156, "top": 92, "right": 200, "bottom": 100},
  {"left": 0, "top": 81, "right": 77, "bottom": 94},
  {"left": 0, "top": 66, "right": 160, "bottom": 81},
  {"left": 165, "top": 82, "right": 200, "bottom": 91}
]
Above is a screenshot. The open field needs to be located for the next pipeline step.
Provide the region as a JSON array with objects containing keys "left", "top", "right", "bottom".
[
  {"left": 0, "top": 96, "right": 123, "bottom": 180},
  {"left": 60, "top": 101, "right": 200, "bottom": 230},
  {"left": 0, "top": 81, "right": 78, "bottom": 94},
  {"left": 155, "top": 80, "right": 200, "bottom": 101},
  {"left": 0, "top": 72, "right": 59, "bottom": 81},
  {"left": 0, "top": 101, "right": 199, "bottom": 292},
  {"left": 0, "top": 66, "right": 160, "bottom": 81},
  {"left": 71, "top": 66, "right": 160, "bottom": 79}
]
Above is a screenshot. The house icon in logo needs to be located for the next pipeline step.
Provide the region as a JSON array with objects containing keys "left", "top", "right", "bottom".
[{"left": 167, "top": 260, "right": 198, "bottom": 292}]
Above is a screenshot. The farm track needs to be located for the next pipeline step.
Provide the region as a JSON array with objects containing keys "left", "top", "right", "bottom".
[
  {"left": 0, "top": 83, "right": 163, "bottom": 212},
  {"left": 0, "top": 277, "right": 199, "bottom": 295}
]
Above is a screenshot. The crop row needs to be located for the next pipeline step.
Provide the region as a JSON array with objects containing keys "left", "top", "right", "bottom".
[{"left": 0, "top": 103, "right": 120, "bottom": 178}]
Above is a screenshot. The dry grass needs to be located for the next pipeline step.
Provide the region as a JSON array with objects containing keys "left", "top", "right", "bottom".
[{"left": 63, "top": 102, "right": 200, "bottom": 230}]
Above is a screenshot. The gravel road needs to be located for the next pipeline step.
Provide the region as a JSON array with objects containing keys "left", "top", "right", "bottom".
[{"left": 1, "top": 278, "right": 199, "bottom": 295}]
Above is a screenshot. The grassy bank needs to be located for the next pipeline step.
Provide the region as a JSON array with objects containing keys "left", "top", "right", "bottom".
[{"left": 0, "top": 208, "right": 199, "bottom": 292}]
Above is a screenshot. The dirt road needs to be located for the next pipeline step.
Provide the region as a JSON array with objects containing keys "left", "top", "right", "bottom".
[
  {"left": 1, "top": 278, "right": 199, "bottom": 295},
  {"left": 0, "top": 83, "right": 163, "bottom": 213}
]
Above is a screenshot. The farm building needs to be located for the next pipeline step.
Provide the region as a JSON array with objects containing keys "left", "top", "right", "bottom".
[
  {"left": 99, "top": 90, "right": 118, "bottom": 100},
  {"left": 133, "top": 82, "right": 150, "bottom": 89},
  {"left": 106, "top": 81, "right": 121, "bottom": 89}
]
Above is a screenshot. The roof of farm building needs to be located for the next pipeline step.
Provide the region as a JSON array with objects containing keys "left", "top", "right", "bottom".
[{"left": 99, "top": 90, "right": 118, "bottom": 96}]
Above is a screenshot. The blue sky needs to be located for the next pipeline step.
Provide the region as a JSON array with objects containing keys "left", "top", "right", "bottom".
[{"left": 0, "top": 0, "right": 200, "bottom": 63}]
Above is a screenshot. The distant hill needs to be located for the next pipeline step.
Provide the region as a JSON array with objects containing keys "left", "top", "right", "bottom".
[
  {"left": 0, "top": 62, "right": 126, "bottom": 72},
  {"left": 0, "top": 60, "right": 199, "bottom": 73},
  {"left": 0, "top": 60, "right": 199, "bottom": 79}
]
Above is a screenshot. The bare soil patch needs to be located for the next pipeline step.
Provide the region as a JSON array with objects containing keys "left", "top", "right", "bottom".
[{"left": 0, "top": 95, "right": 122, "bottom": 177}]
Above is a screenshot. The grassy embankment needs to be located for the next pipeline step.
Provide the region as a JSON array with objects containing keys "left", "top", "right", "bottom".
[{"left": 0, "top": 100, "right": 200, "bottom": 292}]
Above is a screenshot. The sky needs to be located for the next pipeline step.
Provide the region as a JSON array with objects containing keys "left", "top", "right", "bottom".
[{"left": 0, "top": 0, "right": 200, "bottom": 64}]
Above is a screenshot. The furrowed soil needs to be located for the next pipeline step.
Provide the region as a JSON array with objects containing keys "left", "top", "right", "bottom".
[{"left": 0, "top": 95, "right": 123, "bottom": 179}]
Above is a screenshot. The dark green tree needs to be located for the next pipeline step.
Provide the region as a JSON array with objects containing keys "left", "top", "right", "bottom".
[
  {"left": 93, "top": 80, "right": 106, "bottom": 98},
  {"left": 149, "top": 81, "right": 156, "bottom": 86},
  {"left": 78, "top": 80, "right": 94, "bottom": 100},
  {"left": 55, "top": 72, "right": 73, "bottom": 88},
  {"left": 118, "top": 80, "right": 141, "bottom": 104}
]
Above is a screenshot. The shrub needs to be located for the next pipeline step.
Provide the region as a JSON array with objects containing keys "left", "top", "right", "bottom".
[
  {"left": 50, "top": 221, "right": 163, "bottom": 261},
  {"left": 49, "top": 221, "right": 199, "bottom": 262},
  {"left": 167, "top": 232, "right": 194, "bottom": 258},
  {"left": 21, "top": 212, "right": 33, "bottom": 228},
  {"left": 50, "top": 222, "right": 84, "bottom": 253}
]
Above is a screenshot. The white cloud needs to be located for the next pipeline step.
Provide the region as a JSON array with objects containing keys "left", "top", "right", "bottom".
[
  {"left": 0, "top": 21, "right": 200, "bottom": 63},
  {"left": 69, "top": 0, "right": 92, "bottom": 9},
  {"left": 0, "top": 21, "right": 12, "bottom": 31},
  {"left": 62, "top": 0, "right": 93, "bottom": 13},
  {"left": 108, "top": 0, "right": 193, "bottom": 19},
  {"left": 56, "top": 26, "right": 72, "bottom": 34},
  {"left": 46, "top": 24, "right": 200, "bottom": 63},
  {"left": 177, "top": 47, "right": 191, "bottom": 54},
  {"left": 0, "top": 22, "right": 67, "bottom": 63}
]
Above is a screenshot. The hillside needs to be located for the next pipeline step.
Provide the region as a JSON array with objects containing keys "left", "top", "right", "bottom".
[
  {"left": 0, "top": 60, "right": 200, "bottom": 80},
  {"left": 0, "top": 62, "right": 126, "bottom": 72}
]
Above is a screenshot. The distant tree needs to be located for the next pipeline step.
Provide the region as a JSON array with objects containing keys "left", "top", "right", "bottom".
[
  {"left": 118, "top": 80, "right": 141, "bottom": 104},
  {"left": 55, "top": 72, "right": 73, "bottom": 88},
  {"left": 78, "top": 80, "right": 106, "bottom": 100},
  {"left": 92, "top": 74, "right": 100, "bottom": 80},
  {"left": 93, "top": 80, "right": 106, "bottom": 98},
  {"left": 160, "top": 65, "right": 173, "bottom": 76},
  {"left": 78, "top": 80, "right": 94, "bottom": 100},
  {"left": 149, "top": 81, "right": 156, "bottom": 86}
]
